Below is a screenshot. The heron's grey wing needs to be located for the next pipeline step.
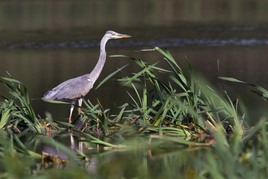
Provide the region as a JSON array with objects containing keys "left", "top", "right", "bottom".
[{"left": 43, "top": 75, "right": 93, "bottom": 101}]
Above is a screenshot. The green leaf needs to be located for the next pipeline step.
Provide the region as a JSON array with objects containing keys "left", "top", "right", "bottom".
[
  {"left": 1, "top": 77, "right": 22, "bottom": 84},
  {"left": 219, "top": 76, "right": 268, "bottom": 101},
  {"left": 96, "top": 64, "right": 129, "bottom": 89},
  {"left": 42, "top": 98, "right": 70, "bottom": 104},
  {"left": 124, "top": 62, "right": 159, "bottom": 86},
  {"left": 109, "top": 54, "right": 129, "bottom": 58},
  {"left": 0, "top": 101, "right": 13, "bottom": 128},
  {"left": 218, "top": 77, "right": 245, "bottom": 83}
]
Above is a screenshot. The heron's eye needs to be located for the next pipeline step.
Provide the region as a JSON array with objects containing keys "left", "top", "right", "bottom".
[{"left": 112, "top": 33, "right": 116, "bottom": 35}]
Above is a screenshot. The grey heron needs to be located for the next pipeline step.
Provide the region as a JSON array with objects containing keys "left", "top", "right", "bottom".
[{"left": 43, "top": 30, "right": 131, "bottom": 123}]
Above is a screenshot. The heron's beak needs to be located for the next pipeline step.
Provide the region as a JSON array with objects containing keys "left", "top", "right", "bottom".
[{"left": 117, "top": 34, "right": 131, "bottom": 38}]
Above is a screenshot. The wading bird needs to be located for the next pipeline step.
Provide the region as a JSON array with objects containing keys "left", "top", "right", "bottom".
[{"left": 43, "top": 30, "right": 131, "bottom": 123}]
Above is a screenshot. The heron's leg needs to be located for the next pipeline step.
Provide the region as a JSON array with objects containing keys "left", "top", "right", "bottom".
[
  {"left": 69, "top": 101, "right": 76, "bottom": 124},
  {"left": 73, "top": 98, "right": 88, "bottom": 130},
  {"left": 78, "top": 98, "right": 83, "bottom": 115},
  {"left": 70, "top": 134, "right": 75, "bottom": 149}
]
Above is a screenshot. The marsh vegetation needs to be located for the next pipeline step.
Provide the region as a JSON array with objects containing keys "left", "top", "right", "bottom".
[{"left": 1, "top": 47, "right": 268, "bottom": 178}]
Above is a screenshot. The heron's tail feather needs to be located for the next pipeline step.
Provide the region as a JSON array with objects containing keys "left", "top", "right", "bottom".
[{"left": 42, "top": 89, "right": 58, "bottom": 100}]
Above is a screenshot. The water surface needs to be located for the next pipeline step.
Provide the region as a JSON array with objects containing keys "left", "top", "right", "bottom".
[{"left": 1, "top": 0, "right": 268, "bottom": 123}]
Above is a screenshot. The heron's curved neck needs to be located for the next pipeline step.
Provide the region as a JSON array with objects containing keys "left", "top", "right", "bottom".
[{"left": 88, "top": 36, "right": 109, "bottom": 84}]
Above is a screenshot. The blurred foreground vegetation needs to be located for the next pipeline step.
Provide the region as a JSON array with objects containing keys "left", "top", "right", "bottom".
[{"left": 1, "top": 47, "right": 268, "bottom": 179}]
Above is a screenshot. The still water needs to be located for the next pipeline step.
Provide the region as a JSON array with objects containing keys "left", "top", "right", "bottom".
[{"left": 1, "top": 0, "right": 268, "bottom": 124}]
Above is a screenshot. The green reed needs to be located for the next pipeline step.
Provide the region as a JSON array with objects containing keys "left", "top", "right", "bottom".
[{"left": 0, "top": 47, "right": 268, "bottom": 178}]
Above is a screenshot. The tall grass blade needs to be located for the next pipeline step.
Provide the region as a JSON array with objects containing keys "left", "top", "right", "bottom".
[
  {"left": 219, "top": 76, "right": 268, "bottom": 101},
  {"left": 96, "top": 63, "right": 129, "bottom": 89}
]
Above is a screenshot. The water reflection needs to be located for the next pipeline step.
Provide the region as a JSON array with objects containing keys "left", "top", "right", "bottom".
[
  {"left": 37, "top": 132, "right": 205, "bottom": 178},
  {"left": 0, "top": 0, "right": 268, "bottom": 31},
  {"left": 40, "top": 134, "right": 87, "bottom": 159}
]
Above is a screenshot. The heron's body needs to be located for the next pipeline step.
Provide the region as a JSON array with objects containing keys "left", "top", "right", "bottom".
[
  {"left": 43, "top": 74, "right": 93, "bottom": 101},
  {"left": 43, "top": 30, "right": 131, "bottom": 123}
]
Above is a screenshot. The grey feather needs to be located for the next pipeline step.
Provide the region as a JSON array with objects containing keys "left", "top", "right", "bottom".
[{"left": 43, "top": 75, "right": 92, "bottom": 100}]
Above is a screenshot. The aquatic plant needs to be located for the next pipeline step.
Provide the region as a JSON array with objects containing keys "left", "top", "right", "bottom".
[
  {"left": 91, "top": 47, "right": 244, "bottom": 140},
  {"left": 0, "top": 47, "right": 268, "bottom": 178},
  {"left": 0, "top": 76, "right": 61, "bottom": 134}
]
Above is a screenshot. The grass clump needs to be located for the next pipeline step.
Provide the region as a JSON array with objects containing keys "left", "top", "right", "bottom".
[
  {"left": 89, "top": 47, "right": 244, "bottom": 140},
  {"left": 0, "top": 76, "right": 62, "bottom": 134}
]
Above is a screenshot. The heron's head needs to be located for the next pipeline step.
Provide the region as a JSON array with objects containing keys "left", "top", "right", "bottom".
[{"left": 105, "top": 30, "right": 131, "bottom": 39}]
